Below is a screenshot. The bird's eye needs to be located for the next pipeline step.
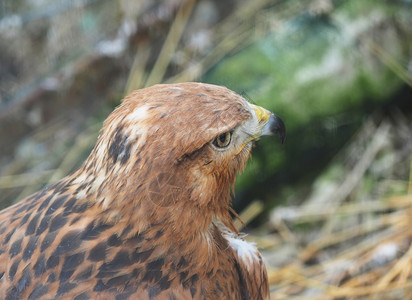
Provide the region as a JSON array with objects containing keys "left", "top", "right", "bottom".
[{"left": 212, "top": 131, "right": 233, "bottom": 149}]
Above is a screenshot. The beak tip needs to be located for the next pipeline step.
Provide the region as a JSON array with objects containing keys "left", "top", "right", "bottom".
[
  {"left": 270, "top": 113, "right": 286, "bottom": 144},
  {"left": 253, "top": 104, "right": 286, "bottom": 144}
]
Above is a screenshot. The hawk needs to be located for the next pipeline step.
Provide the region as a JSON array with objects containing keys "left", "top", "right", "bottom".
[{"left": 0, "top": 82, "right": 285, "bottom": 299}]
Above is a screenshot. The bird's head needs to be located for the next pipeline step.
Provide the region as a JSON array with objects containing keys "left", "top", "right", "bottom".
[{"left": 78, "top": 82, "right": 285, "bottom": 233}]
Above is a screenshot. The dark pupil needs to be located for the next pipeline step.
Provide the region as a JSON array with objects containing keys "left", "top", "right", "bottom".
[
  {"left": 219, "top": 134, "right": 227, "bottom": 143},
  {"left": 213, "top": 132, "right": 231, "bottom": 148}
]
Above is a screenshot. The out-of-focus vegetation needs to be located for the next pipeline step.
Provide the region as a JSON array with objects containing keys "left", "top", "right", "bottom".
[
  {"left": 0, "top": 0, "right": 412, "bottom": 298},
  {"left": 205, "top": 0, "right": 412, "bottom": 209}
]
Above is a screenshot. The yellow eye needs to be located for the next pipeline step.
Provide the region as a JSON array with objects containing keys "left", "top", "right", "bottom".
[{"left": 212, "top": 131, "right": 233, "bottom": 149}]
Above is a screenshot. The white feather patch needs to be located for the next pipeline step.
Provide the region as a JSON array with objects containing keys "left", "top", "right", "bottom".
[
  {"left": 126, "top": 105, "right": 148, "bottom": 123},
  {"left": 225, "top": 234, "right": 259, "bottom": 266}
]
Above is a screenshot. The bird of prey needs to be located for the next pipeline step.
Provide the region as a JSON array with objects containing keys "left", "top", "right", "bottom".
[{"left": 0, "top": 82, "right": 285, "bottom": 299}]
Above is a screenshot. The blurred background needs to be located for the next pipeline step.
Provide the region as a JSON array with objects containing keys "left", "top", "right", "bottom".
[{"left": 0, "top": 0, "right": 411, "bottom": 298}]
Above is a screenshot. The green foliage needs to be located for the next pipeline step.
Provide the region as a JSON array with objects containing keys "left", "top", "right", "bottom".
[{"left": 204, "top": 0, "right": 410, "bottom": 207}]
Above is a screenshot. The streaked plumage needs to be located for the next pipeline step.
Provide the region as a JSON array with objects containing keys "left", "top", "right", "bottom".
[{"left": 0, "top": 82, "right": 285, "bottom": 299}]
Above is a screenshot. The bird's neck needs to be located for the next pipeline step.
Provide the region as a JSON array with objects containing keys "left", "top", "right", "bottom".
[
  {"left": 52, "top": 167, "right": 237, "bottom": 275},
  {"left": 68, "top": 165, "right": 235, "bottom": 235}
]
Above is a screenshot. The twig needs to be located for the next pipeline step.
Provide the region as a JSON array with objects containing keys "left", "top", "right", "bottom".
[
  {"left": 321, "top": 121, "right": 391, "bottom": 235},
  {"left": 166, "top": 0, "right": 274, "bottom": 83},
  {"left": 47, "top": 123, "right": 100, "bottom": 184},
  {"left": 0, "top": 170, "right": 54, "bottom": 189},
  {"left": 234, "top": 200, "right": 264, "bottom": 231},
  {"left": 145, "top": 0, "right": 196, "bottom": 87},
  {"left": 124, "top": 40, "right": 151, "bottom": 94},
  {"left": 364, "top": 38, "right": 412, "bottom": 88}
]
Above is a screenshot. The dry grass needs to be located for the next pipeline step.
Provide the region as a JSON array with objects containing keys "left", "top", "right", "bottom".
[
  {"left": 266, "top": 194, "right": 412, "bottom": 299},
  {"left": 1, "top": 2, "right": 411, "bottom": 298},
  {"left": 257, "top": 114, "right": 412, "bottom": 299}
]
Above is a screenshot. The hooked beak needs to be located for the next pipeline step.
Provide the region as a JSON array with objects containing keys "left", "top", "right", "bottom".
[{"left": 250, "top": 104, "right": 286, "bottom": 144}]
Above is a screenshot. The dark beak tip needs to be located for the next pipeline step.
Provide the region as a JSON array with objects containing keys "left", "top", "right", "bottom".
[
  {"left": 280, "top": 131, "right": 286, "bottom": 144},
  {"left": 272, "top": 114, "right": 286, "bottom": 144}
]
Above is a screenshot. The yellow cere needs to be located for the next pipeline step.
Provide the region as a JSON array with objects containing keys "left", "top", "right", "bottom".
[
  {"left": 250, "top": 104, "right": 270, "bottom": 124},
  {"left": 236, "top": 104, "right": 270, "bottom": 155}
]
